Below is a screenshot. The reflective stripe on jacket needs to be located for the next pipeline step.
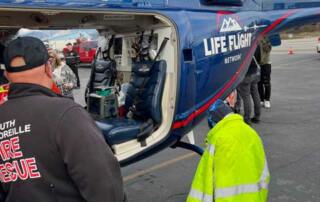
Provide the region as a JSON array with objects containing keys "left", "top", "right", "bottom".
[{"left": 187, "top": 114, "right": 269, "bottom": 202}]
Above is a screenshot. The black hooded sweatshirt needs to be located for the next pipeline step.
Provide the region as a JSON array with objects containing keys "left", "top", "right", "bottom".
[{"left": 0, "top": 83, "right": 124, "bottom": 202}]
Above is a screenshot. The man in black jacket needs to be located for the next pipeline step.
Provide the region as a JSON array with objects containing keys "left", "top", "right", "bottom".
[
  {"left": 64, "top": 42, "right": 81, "bottom": 88},
  {"left": 0, "top": 37, "right": 124, "bottom": 202}
]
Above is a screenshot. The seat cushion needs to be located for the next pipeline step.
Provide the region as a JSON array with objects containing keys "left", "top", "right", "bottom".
[{"left": 96, "top": 118, "right": 153, "bottom": 145}]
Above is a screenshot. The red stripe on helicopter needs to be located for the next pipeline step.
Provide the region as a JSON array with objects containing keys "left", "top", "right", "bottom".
[{"left": 172, "top": 10, "right": 297, "bottom": 130}]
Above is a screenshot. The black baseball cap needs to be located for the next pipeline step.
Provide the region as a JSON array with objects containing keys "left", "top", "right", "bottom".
[{"left": 3, "top": 36, "right": 49, "bottom": 73}]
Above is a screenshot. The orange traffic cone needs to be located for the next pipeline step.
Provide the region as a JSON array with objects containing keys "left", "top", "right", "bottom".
[{"left": 288, "top": 47, "right": 294, "bottom": 55}]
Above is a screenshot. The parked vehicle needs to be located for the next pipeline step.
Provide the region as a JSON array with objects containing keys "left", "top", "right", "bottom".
[
  {"left": 63, "top": 40, "right": 98, "bottom": 64},
  {"left": 76, "top": 40, "right": 98, "bottom": 64}
]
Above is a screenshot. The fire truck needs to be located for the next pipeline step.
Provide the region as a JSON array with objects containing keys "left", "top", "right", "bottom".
[{"left": 63, "top": 39, "right": 98, "bottom": 64}]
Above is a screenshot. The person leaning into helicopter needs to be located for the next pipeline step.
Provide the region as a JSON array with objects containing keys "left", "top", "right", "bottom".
[{"left": 187, "top": 99, "right": 270, "bottom": 202}]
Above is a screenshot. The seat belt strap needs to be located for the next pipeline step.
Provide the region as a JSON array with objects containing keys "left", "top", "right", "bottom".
[
  {"left": 153, "top": 37, "right": 169, "bottom": 61},
  {"left": 103, "top": 35, "right": 115, "bottom": 60}
]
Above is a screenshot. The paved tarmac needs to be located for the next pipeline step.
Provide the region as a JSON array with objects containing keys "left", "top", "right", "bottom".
[{"left": 74, "top": 38, "right": 320, "bottom": 202}]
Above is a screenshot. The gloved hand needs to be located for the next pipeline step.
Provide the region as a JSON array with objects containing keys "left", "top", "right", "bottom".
[{"left": 207, "top": 99, "right": 233, "bottom": 128}]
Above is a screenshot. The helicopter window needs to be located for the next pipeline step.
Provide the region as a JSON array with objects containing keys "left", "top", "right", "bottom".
[
  {"left": 183, "top": 49, "right": 193, "bottom": 62},
  {"left": 114, "top": 38, "right": 123, "bottom": 55}
]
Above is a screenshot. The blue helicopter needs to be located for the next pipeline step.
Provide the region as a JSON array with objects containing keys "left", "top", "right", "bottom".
[{"left": 0, "top": 0, "right": 320, "bottom": 166}]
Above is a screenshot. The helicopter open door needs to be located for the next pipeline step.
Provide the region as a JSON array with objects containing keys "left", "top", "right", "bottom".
[
  {"left": 0, "top": 8, "right": 179, "bottom": 165},
  {"left": 85, "top": 28, "right": 178, "bottom": 164}
]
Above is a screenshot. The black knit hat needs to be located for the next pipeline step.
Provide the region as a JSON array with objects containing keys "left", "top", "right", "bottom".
[
  {"left": 208, "top": 100, "right": 233, "bottom": 128},
  {"left": 4, "top": 37, "right": 49, "bottom": 73}
]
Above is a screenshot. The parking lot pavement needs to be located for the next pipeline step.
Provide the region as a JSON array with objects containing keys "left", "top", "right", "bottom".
[
  {"left": 259, "top": 50, "right": 320, "bottom": 202},
  {"left": 74, "top": 38, "right": 320, "bottom": 202}
]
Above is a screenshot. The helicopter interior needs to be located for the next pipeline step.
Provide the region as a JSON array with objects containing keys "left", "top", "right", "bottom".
[{"left": 0, "top": 9, "right": 178, "bottom": 161}]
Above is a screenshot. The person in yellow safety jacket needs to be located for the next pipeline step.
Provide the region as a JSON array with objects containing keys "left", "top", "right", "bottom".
[{"left": 187, "top": 99, "right": 270, "bottom": 202}]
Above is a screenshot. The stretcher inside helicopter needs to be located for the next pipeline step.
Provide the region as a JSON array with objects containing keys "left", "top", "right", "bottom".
[{"left": 0, "top": 9, "right": 178, "bottom": 162}]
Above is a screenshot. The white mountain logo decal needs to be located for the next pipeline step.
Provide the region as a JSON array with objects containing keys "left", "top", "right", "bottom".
[{"left": 220, "top": 17, "right": 242, "bottom": 32}]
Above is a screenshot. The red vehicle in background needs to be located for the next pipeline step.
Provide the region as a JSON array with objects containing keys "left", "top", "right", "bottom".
[
  {"left": 64, "top": 40, "right": 98, "bottom": 64},
  {"left": 0, "top": 84, "right": 9, "bottom": 105},
  {"left": 76, "top": 40, "right": 98, "bottom": 64}
]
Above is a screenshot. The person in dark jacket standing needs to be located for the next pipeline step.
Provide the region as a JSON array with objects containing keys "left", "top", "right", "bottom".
[
  {"left": 64, "top": 42, "right": 81, "bottom": 88},
  {"left": 258, "top": 37, "right": 272, "bottom": 108},
  {"left": 0, "top": 37, "right": 125, "bottom": 202},
  {"left": 235, "top": 45, "right": 261, "bottom": 124}
]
